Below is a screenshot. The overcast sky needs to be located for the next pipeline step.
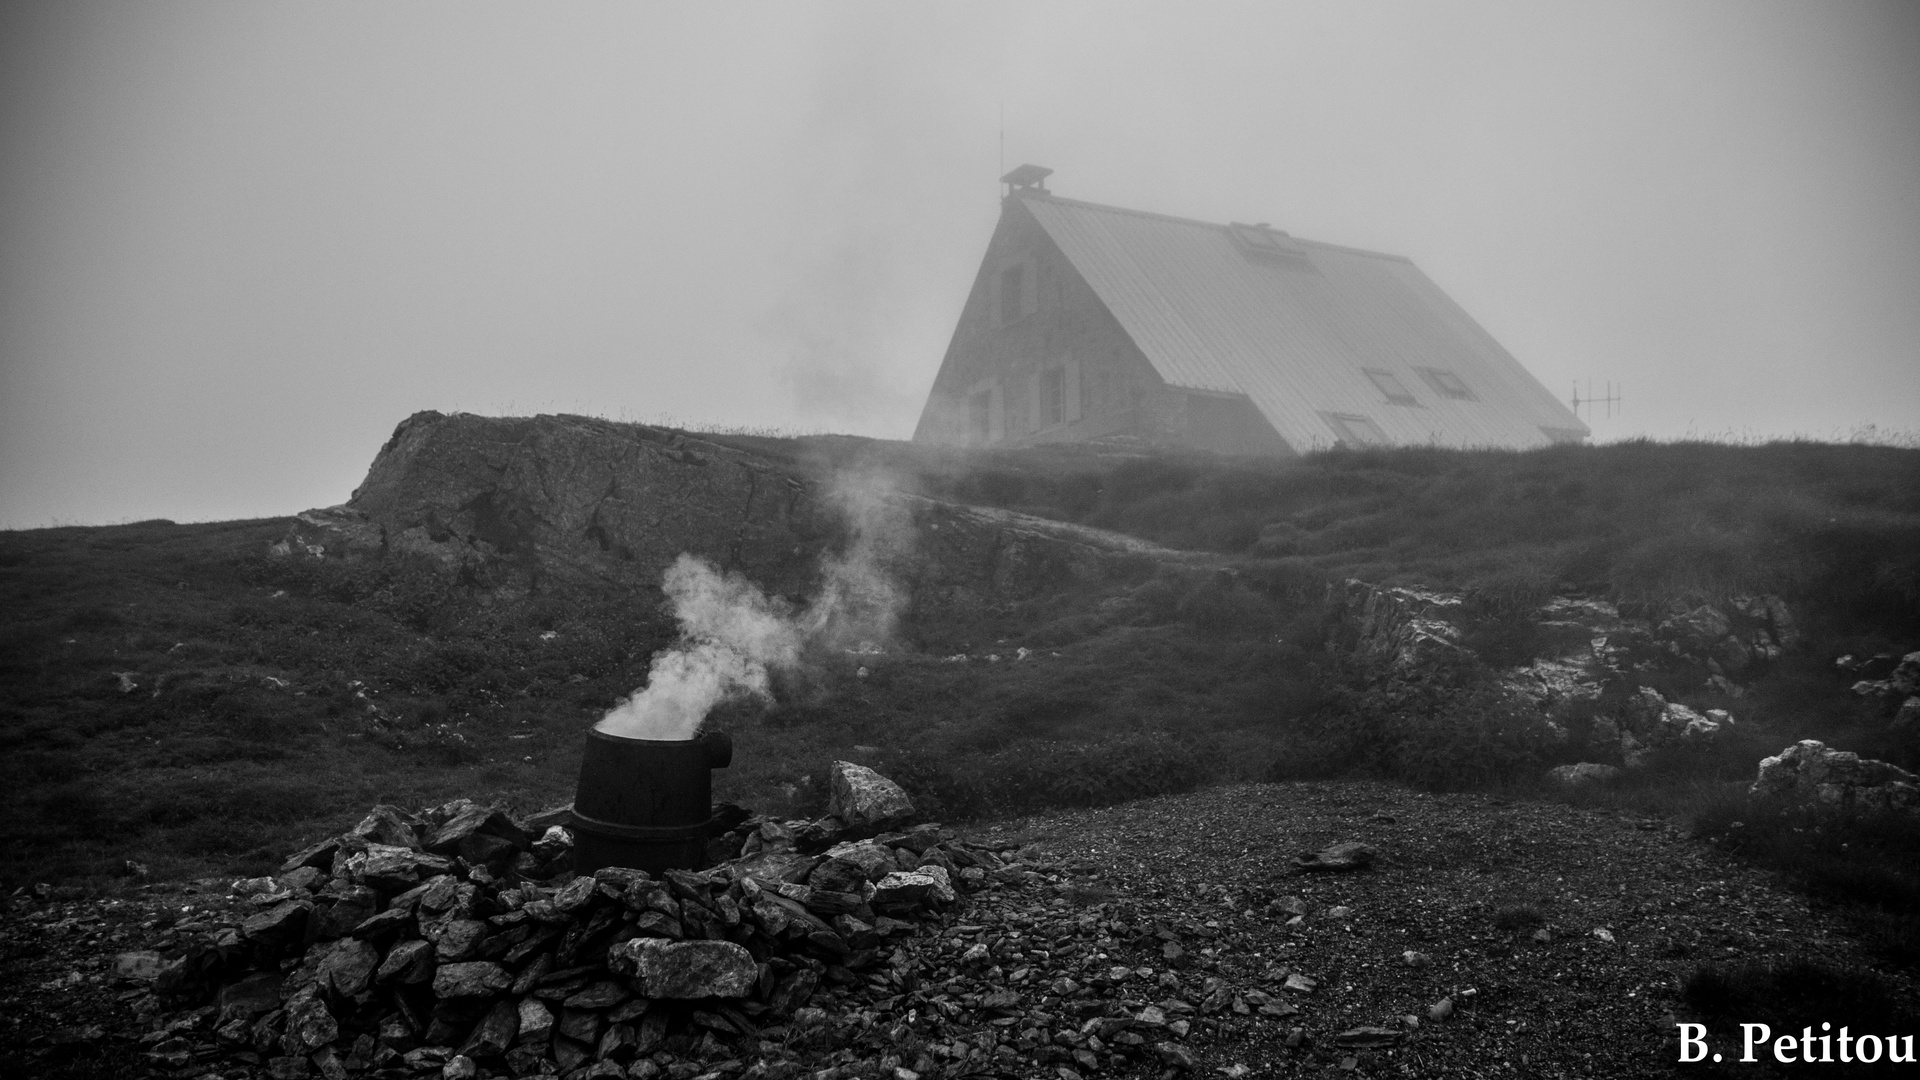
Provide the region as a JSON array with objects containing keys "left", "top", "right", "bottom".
[{"left": 3, "top": 1, "right": 1917, "bottom": 529}]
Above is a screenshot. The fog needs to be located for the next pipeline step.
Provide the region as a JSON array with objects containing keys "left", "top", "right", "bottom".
[{"left": 2, "top": 1, "right": 1917, "bottom": 529}]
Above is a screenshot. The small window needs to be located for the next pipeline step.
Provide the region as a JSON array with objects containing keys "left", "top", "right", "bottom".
[
  {"left": 1364, "top": 369, "right": 1419, "bottom": 406},
  {"left": 1321, "top": 412, "right": 1390, "bottom": 448},
  {"left": 998, "top": 262, "right": 1035, "bottom": 325},
  {"left": 1039, "top": 367, "right": 1065, "bottom": 427},
  {"left": 1415, "top": 367, "right": 1476, "bottom": 401},
  {"left": 1539, "top": 426, "right": 1587, "bottom": 445}
]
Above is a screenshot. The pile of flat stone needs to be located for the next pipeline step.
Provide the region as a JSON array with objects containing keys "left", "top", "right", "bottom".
[
  {"left": 1749, "top": 739, "right": 1920, "bottom": 814},
  {"left": 135, "top": 762, "right": 1021, "bottom": 1080}
]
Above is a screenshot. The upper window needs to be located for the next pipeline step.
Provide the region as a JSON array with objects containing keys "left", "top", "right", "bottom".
[
  {"left": 1415, "top": 367, "right": 1477, "bottom": 401},
  {"left": 1364, "top": 369, "right": 1420, "bottom": 406},
  {"left": 998, "top": 262, "right": 1036, "bottom": 325}
]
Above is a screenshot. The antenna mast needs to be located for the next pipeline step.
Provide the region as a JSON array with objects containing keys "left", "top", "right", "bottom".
[{"left": 1571, "top": 380, "right": 1622, "bottom": 420}]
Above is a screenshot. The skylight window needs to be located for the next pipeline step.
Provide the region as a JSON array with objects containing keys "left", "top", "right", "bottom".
[
  {"left": 1364, "top": 369, "right": 1419, "bottom": 406},
  {"left": 1227, "top": 222, "right": 1315, "bottom": 270},
  {"left": 1320, "top": 412, "right": 1390, "bottom": 448},
  {"left": 1415, "top": 367, "right": 1477, "bottom": 401}
]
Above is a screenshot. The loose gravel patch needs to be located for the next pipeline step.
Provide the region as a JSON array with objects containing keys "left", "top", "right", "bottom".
[
  {"left": 948, "top": 780, "right": 1911, "bottom": 1078},
  {"left": 4, "top": 779, "right": 1915, "bottom": 1080}
]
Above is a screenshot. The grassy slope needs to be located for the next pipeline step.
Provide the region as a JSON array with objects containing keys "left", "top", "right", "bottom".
[{"left": 3, "top": 438, "right": 1918, "bottom": 960}]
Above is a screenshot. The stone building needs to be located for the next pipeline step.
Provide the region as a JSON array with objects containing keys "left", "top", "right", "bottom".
[{"left": 912, "top": 166, "right": 1588, "bottom": 454}]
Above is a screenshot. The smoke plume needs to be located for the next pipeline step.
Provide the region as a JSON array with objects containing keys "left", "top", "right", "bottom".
[
  {"left": 801, "top": 471, "right": 910, "bottom": 652},
  {"left": 594, "top": 471, "right": 910, "bottom": 740}
]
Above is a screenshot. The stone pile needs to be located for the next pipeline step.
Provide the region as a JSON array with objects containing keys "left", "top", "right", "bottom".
[
  {"left": 1749, "top": 740, "right": 1920, "bottom": 814},
  {"left": 122, "top": 763, "right": 1043, "bottom": 1080}
]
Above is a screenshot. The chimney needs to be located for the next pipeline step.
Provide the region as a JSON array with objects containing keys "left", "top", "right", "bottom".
[{"left": 1001, "top": 163, "right": 1052, "bottom": 196}]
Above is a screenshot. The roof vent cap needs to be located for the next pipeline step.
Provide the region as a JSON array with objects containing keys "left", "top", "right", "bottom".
[{"left": 1001, "top": 163, "right": 1053, "bottom": 195}]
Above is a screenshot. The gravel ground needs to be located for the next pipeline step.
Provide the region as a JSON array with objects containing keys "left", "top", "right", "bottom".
[
  {"left": 3, "top": 779, "right": 1913, "bottom": 1080},
  {"left": 933, "top": 780, "right": 1904, "bottom": 1079}
]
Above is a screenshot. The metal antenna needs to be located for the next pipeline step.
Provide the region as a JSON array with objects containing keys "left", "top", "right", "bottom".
[
  {"left": 1571, "top": 380, "right": 1622, "bottom": 420},
  {"left": 998, "top": 101, "right": 1005, "bottom": 196}
]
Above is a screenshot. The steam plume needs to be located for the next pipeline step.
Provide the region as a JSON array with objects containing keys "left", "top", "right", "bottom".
[
  {"left": 594, "top": 471, "right": 910, "bottom": 740},
  {"left": 802, "top": 471, "right": 910, "bottom": 652}
]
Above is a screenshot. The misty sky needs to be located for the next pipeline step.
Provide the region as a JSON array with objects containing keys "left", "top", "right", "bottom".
[{"left": 3, "top": 1, "right": 1917, "bottom": 529}]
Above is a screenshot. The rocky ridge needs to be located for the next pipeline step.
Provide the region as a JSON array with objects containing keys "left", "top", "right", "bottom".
[{"left": 276, "top": 412, "right": 1215, "bottom": 614}]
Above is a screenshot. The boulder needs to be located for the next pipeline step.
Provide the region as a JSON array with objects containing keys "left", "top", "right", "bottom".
[
  {"left": 277, "top": 866, "right": 326, "bottom": 893},
  {"left": 1750, "top": 740, "right": 1920, "bottom": 813},
  {"left": 315, "top": 938, "right": 380, "bottom": 998},
  {"left": 1691, "top": 708, "right": 1735, "bottom": 740},
  {"left": 424, "top": 802, "right": 531, "bottom": 861},
  {"left": 310, "top": 886, "right": 379, "bottom": 941},
  {"left": 284, "top": 988, "right": 338, "bottom": 1051},
  {"left": 1292, "top": 841, "right": 1378, "bottom": 872},
  {"left": 349, "top": 845, "right": 454, "bottom": 893},
  {"left": 870, "top": 870, "right": 945, "bottom": 910},
  {"left": 822, "top": 840, "right": 896, "bottom": 880},
  {"left": 826, "top": 762, "right": 914, "bottom": 831},
  {"left": 1332, "top": 1026, "right": 1404, "bottom": 1048},
  {"left": 431, "top": 961, "right": 512, "bottom": 999},
  {"left": 606, "top": 938, "right": 757, "bottom": 999},
  {"left": 113, "top": 950, "right": 167, "bottom": 983},
  {"left": 730, "top": 849, "right": 820, "bottom": 887},
  {"left": 280, "top": 838, "right": 343, "bottom": 875},
  {"left": 214, "top": 970, "right": 284, "bottom": 1024},
  {"left": 531, "top": 825, "right": 573, "bottom": 860},
  {"left": 805, "top": 856, "right": 871, "bottom": 894},
  {"left": 241, "top": 900, "right": 313, "bottom": 950},
  {"left": 348, "top": 805, "right": 422, "bottom": 850},
  {"left": 349, "top": 907, "right": 413, "bottom": 944},
  {"left": 1546, "top": 762, "right": 1620, "bottom": 787},
  {"left": 374, "top": 939, "right": 435, "bottom": 985},
  {"left": 458, "top": 998, "right": 519, "bottom": 1059},
  {"left": 516, "top": 998, "right": 555, "bottom": 1043}
]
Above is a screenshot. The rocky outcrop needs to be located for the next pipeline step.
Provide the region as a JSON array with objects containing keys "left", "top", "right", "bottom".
[
  {"left": 274, "top": 411, "right": 1212, "bottom": 616},
  {"left": 1328, "top": 580, "right": 1777, "bottom": 768},
  {"left": 1615, "top": 687, "right": 1733, "bottom": 767},
  {"left": 1326, "top": 580, "right": 1470, "bottom": 670},
  {"left": 1749, "top": 740, "right": 1920, "bottom": 813},
  {"left": 1657, "top": 595, "right": 1799, "bottom": 677},
  {"left": 1844, "top": 650, "right": 1920, "bottom": 701}
]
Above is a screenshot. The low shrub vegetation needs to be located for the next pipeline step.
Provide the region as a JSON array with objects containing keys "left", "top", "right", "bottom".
[{"left": 3, "top": 435, "right": 1919, "bottom": 978}]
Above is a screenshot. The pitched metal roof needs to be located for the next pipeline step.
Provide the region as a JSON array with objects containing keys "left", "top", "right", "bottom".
[{"left": 1018, "top": 192, "right": 1589, "bottom": 450}]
